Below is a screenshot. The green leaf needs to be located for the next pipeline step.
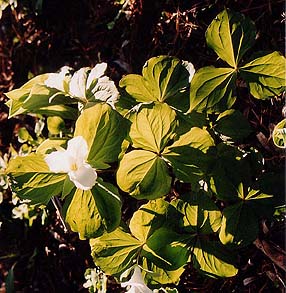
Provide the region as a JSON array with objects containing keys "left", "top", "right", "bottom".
[
  {"left": 5, "top": 88, "right": 30, "bottom": 117},
  {"left": 64, "top": 180, "right": 121, "bottom": 239},
  {"left": 214, "top": 109, "right": 252, "bottom": 142},
  {"left": 173, "top": 192, "right": 222, "bottom": 234},
  {"left": 129, "top": 103, "right": 177, "bottom": 153},
  {"left": 90, "top": 227, "right": 142, "bottom": 276},
  {"left": 129, "top": 199, "right": 170, "bottom": 242},
  {"left": 219, "top": 201, "right": 258, "bottom": 246},
  {"left": 189, "top": 67, "right": 236, "bottom": 113},
  {"left": 192, "top": 238, "right": 238, "bottom": 277},
  {"left": 74, "top": 103, "right": 127, "bottom": 169},
  {"left": 143, "top": 257, "right": 185, "bottom": 285},
  {"left": 206, "top": 9, "right": 255, "bottom": 67},
  {"left": 119, "top": 74, "right": 156, "bottom": 103},
  {"left": 240, "top": 52, "right": 286, "bottom": 99},
  {"left": 219, "top": 188, "right": 273, "bottom": 246},
  {"left": 47, "top": 116, "right": 66, "bottom": 135},
  {"left": 36, "top": 138, "right": 67, "bottom": 155},
  {"left": 162, "top": 127, "right": 214, "bottom": 184},
  {"left": 6, "top": 154, "right": 66, "bottom": 204},
  {"left": 209, "top": 144, "right": 256, "bottom": 201},
  {"left": 30, "top": 104, "right": 78, "bottom": 120},
  {"left": 64, "top": 189, "right": 104, "bottom": 239},
  {"left": 117, "top": 150, "right": 171, "bottom": 199},
  {"left": 272, "top": 119, "right": 286, "bottom": 148},
  {"left": 120, "top": 56, "right": 190, "bottom": 111},
  {"left": 92, "top": 179, "right": 122, "bottom": 233},
  {"left": 22, "top": 84, "right": 73, "bottom": 110},
  {"left": 143, "top": 228, "right": 189, "bottom": 271}
]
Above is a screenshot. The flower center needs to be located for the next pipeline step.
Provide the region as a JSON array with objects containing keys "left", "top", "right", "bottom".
[{"left": 70, "top": 163, "right": 78, "bottom": 171}]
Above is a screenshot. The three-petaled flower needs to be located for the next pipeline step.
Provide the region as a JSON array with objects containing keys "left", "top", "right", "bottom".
[
  {"left": 121, "top": 266, "right": 153, "bottom": 293},
  {"left": 45, "top": 136, "right": 97, "bottom": 190}
]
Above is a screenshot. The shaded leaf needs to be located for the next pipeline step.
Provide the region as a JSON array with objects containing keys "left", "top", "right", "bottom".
[{"left": 214, "top": 109, "right": 252, "bottom": 142}]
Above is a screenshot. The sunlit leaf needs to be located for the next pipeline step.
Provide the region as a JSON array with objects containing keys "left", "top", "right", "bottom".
[
  {"left": 129, "top": 199, "right": 170, "bottom": 242},
  {"left": 240, "top": 52, "right": 286, "bottom": 99},
  {"left": 117, "top": 150, "right": 171, "bottom": 199},
  {"left": 193, "top": 239, "right": 238, "bottom": 277},
  {"left": 6, "top": 154, "right": 66, "bottom": 204},
  {"left": 206, "top": 9, "right": 255, "bottom": 67},
  {"left": 74, "top": 103, "right": 127, "bottom": 169},
  {"left": 90, "top": 227, "right": 142, "bottom": 276},
  {"left": 129, "top": 103, "right": 176, "bottom": 153},
  {"left": 189, "top": 67, "right": 236, "bottom": 113},
  {"left": 120, "top": 56, "right": 190, "bottom": 111}
]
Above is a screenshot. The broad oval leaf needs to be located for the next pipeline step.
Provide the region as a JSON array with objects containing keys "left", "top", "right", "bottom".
[
  {"left": 116, "top": 150, "right": 171, "bottom": 199},
  {"left": 219, "top": 202, "right": 258, "bottom": 247},
  {"left": 214, "top": 109, "right": 252, "bottom": 142},
  {"left": 129, "top": 103, "right": 177, "bottom": 153},
  {"left": 64, "top": 189, "right": 104, "bottom": 239},
  {"left": 193, "top": 239, "right": 238, "bottom": 277},
  {"left": 129, "top": 199, "right": 170, "bottom": 242},
  {"left": 189, "top": 66, "right": 236, "bottom": 113},
  {"left": 240, "top": 52, "right": 286, "bottom": 99},
  {"left": 206, "top": 9, "right": 256, "bottom": 67},
  {"left": 92, "top": 178, "right": 122, "bottom": 233},
  {"left": 173, "top": 192, "right": 222, "bottom": 235},
  {"left": 219, "top": 188, "right": 272, "bottom": 247},
  {"left": 120, "top": 56, "right": 190, "bottom": 111},
  {"left": 162, "top": 127, "right": 214, "bottom": 184},
  {"left": 143, "top": 228, "right": 189, "bottom": 271},
  {"left": 143, "top": 257, "right": 185, "bottom": 285},
  {"left": 6, "top": 154, "right": 66, "bottom": 205},
  {"left": 74, "top": 103, "right": 127, "bottom": 169},
  {"left": 90, "top": 227, "right": 142, "bottom": 276}
]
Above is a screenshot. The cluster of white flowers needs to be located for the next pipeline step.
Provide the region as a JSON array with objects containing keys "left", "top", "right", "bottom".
[
  {"left": 44, "top": 63, "right": 119, "bottom": 108},
  {"left": 83, "top": 268, "right": 107, "bottom": 293}
]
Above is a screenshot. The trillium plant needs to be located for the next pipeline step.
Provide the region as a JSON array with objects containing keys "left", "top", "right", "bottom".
[{"left": 4, "top": 9, "right": 285, "bottom": 291}]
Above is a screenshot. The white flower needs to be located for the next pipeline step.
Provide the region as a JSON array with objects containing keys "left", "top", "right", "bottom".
[
  {"left": 182, "top": 61, "right": 195, "bottom": 83},
  {"left": 44, "top": 136, "right": 97, "bottom": 190},
  {"left": 86, "top": 63, "right": 107, "bottom": 90},
  {"left": 91, "top": 76, "right": 119, "bottom": 108},
  {"left": 121, "top": 266, "right": 153, "bottom": 293},
  {"left": 12, "top": 203, "right": 29, "bottom": 220},
  {"left": 69, "top": 67, "right": 90, "bottom": 100},
  {"left": 45, "top": 66, "right": 73, "bottom": 92}
]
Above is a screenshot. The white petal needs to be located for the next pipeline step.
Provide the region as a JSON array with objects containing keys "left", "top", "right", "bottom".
[
  {"left": 86, "top": 63, "right": 107, "bottom": 89},
  {"left": 121, "top": 267, "right": 152, "bottom": 293},
  {"left": 92, "top": 77, "right": 119, "bottom": 105},
  {"left": 45, "top": 73, "right": 65, "bottom": 92},
  {"left": 69, "top": 67, "right": 89, "bottom": 100},
  {"left": 68, "top": 163, "right": 97, "bottom": 190},
  {"left": 66, "top": 136, "right": 89, "bottom": 163},
  {"left": 45, "top": 150, "right": 71, "bottom": 173},
  {"left": 182, "top": 60, "right": 196, "bottom": 82}
]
